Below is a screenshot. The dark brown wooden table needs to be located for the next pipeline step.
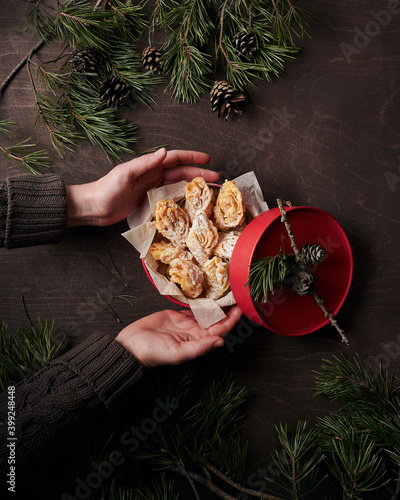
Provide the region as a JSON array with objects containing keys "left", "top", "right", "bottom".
[{"left": 1, "top": 1, "right": 399, "bottom": 498}]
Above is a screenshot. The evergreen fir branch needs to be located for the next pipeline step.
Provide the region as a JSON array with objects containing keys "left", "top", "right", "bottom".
[
  {"left": 268, "top": 421, "right": 326, "bottom": 499},
  {"left": 0, "top": 118, "right": 17, "bottom": 137},
  {"left": 325, "top": 426, "right": 388, "bottom": 498},
  {"left": 67, "top": 75, "right": 138, "bottom": 160},
  {"left": 27, "top": 57, "right": 83, "bottom": 157},
  {"left": 158, "top": 0, "right": 214, "bottom": 46},
  {"left": 34, "top": 92, "right": 84, "bottom": 156},
  {"left": 154, "top": 0, "right": 215, "bottom": 101},
  {"left": 107, "top": 0, "right": 148, "bottom": 41},
  {"left": 314, "top": 354, "right": 396, "bottom": 407},
  {"left": 0, "top": 299, "right": 67, "bottom": 392},
  {"left": 100, "top": 474, "right": 180, "bottom": 500},
  {"left": 131, "top": 473, "right": 180, "bottom": 500},
  {"left": 0, "top": 136, "right": 53, "bottom": 175},
  {"left": 36, "top": 62, "right": 72, "bottom": 93},
  {"left": 163, "top": 42, "right": 213, "bottom": 103},
  {"left": 54, "top": 0, "right": 115, "bottom": 49},
  {"left": 214, "top": 426, "right": 248, "bottom": 484},
  {"left": 245, "top": 244, "right": 296, "bottom": 303},
  {"left": 24, "top": 1, "right": 55, "bottom": 43},
  {"left": 105, "top": 38, "right": 163, "bottom": 106},
  {"left": 266, "top": 1, "right": 314, "bottom": 47}
]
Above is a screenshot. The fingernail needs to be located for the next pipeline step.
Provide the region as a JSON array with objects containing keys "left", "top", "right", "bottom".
[
  {"left": 154, "top": 147, "right": 166, "bottom": 157},
  {"left": 213, "top": 339, "right": 224, "bottom": 348}
]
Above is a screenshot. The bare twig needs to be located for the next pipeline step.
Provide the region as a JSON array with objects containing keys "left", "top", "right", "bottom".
[
  {"left": 276, "top": 198, "right": 300, "bottom": 259},
  {"left": 276, "top": 198, "right": 349, "bottom": 345},
  {"left": 248, "top": 1, "right": 253, "bottom": 32},
  {"left": 203, "top": 461, "right": 285, "bottom": 500},
  {"left": 171, "top": 466, "right": 236, "bottom": 500},
  {"left": 219, "top": 0, "right": 232, "bottom": 66},
  {"left": 0, "top": 39, "right": 44, "bottom": 97},
  {"left": 313, "top": 292, "right": 349, "bottom": 345},
  {"left": 178, "top": 460, "right": 201, "bottom": 500},
  {"left": 291, "top": 453, "right": 297, "bottom": 496}
]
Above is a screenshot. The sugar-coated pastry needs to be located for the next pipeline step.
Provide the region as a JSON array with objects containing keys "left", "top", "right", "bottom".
[
  {"left": 155, "top": 199, "right": 190, "bottom": 248},
  {"left": 186, "top": 210, "right": 219, "bottom": 265},
  {"left": 149, "top": 241, "right": 194, "bottom": 264},
  {"left": 213, "top": 180, "right": 245, "bottom": 231},
  {"left": 203, "top": 256, "right": 230, "bottom": 300},
  {"left": 184, "top": 177, "right": 214, "bottom": 222},
  {"left": 213, "top": 231, "right": 240, "bottom": 260},
  {"left": 168, "top": 258, "right": 204, "bottom": 299}
]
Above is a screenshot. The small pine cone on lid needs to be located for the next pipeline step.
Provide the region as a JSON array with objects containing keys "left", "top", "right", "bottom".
[
  {"left": 142, "top": 46, "right": 163, "bottom": 74},
  {"left": 99, "top": 75, "right": 131, "bottom": 108},
  {"left": 210, "top": 81, "right": 246, "bottom": 121},
  {"left": 300, "top": 244, "right": 326, "bottom": 267},
  {"left": 292, "top": 270, "right": 315, "bottom": 296},
  {"left": 232, "top": 31, "right": 257, "bottom": 59}
]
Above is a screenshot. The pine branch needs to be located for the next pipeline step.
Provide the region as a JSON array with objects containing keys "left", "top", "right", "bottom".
[
  {"left": 27, "top": 56, "right": 84, "bottom": 158},
  {"left": 0, "top": 297, "right": 67, "bottom": 392},
  {"left": 245, "top": 246, "right": 296, "bottom": 303},
  {"left": 67, "top": 74, "right": 138, "bottom": 161},
  {"left": 0, "top": 118, "right": 53, "bottom": 175},
  {"left": 269, "top": 421, "right": 326, "bottom": 499}
]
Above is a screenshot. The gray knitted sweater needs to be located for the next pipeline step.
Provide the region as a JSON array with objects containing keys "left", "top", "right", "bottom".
[{"left": 0, "top": 175, "right": 143, "bottom": 496}]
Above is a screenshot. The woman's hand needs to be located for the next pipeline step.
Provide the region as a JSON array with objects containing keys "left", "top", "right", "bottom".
[
  {"left": 115, "top": 306, "right": 242, "bottom": 368},
  {"left": 66, "top": 148, "right": 218, "bottom": 227}
]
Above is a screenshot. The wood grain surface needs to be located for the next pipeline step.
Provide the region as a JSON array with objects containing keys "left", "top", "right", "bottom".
[{"left": 1, "top": 0, "right": 399, "bottom": 498}]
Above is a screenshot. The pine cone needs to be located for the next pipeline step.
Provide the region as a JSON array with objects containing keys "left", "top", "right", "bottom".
[
  {"left": 210, "top": 81, "right": 246, "bottom": 121},
  {"left": 142, "top": 46, "right": 163, "bottom": 74},
  {"left": 99, "top": 75, "right": 131, "bottom": 108},
  {"left": 71, "top": 49, "right": 97, "bottom": 74},
  {"left": 300, "top": 244, "right": 326, "bottom": 266},
  {"left": 291, "top": 270, "right": 314, "bottom": 296},
  {"left": 232, "top": 31, "right": 257, "bottom": 59}
]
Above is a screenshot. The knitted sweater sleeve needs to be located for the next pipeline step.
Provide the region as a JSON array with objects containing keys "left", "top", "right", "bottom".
[
  {"left": 0, "top": 333, "right": 143, "bottom": 491},
  {"left": 0, "top": 174, "right": 67, "bottom": 249}
]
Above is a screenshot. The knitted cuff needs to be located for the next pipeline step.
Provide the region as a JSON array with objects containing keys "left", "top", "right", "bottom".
[
  {"left": 54, "top": 333, "right": 144, "bottom": 411},
  {"left": 4, "top": 174, "right": 67, "bottom": 249}
]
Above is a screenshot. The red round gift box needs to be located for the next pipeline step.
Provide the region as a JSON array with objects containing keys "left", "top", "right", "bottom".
[{"left": 143, "top": 205, "right": 353, "bottom": 336}]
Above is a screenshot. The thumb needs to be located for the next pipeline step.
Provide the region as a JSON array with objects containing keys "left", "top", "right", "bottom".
[
  {"left": 174, "top": 336, "right": 224, "bottom": 364},
  {"left": 127, "top": 147, "right": 168, "bottom": 178}
]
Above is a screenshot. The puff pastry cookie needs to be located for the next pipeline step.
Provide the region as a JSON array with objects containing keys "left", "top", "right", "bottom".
[
  {"left": 203, "top": 256, "right": 230, "bottom": 300},
  {"left": 213, "top": 180, "right": 246, "bottom": 231},
  {"left": 168, "top": 258, "right": 204, "bottom": 299},
  {"left": 184, "top": 177, "right": 214, "bottom": 222},
  {"left": 149, "top": 241, "right": 194, "bottom": 264},
  {"left": 186, "top": 210, "right": 219, "bottom": 265},
  {"left": 213, "top": 231, "right": 240, "bottom": 261},
  {"left": 155, "top": 199, "right": 189, "bottom": 248}
]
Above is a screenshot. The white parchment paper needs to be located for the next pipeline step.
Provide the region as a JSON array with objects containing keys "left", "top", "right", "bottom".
[{"left": 122, "top": 171, "right": 269, "bottom": 329}]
